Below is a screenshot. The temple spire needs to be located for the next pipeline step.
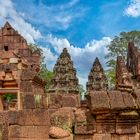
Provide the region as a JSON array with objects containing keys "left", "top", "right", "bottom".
[
  {"left": 48, "top": 48, "right": 79, "bottom": 94},
  {"left": 86, "top": 57, "right": 108, "bottom": 92}
]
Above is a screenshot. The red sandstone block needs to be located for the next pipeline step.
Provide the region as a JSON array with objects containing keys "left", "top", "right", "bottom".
[
  {"left": 33, "top": 109, "right": 49, "bottom": 126},
  {"left": 20, "top": 81, "right": 33, "bottom": 92},
  {"left": 119, "top": 135, "right": 128, "bottom": 140},
  {"left": 128, "top": 133, "right": 139, "bottom": 140},
  {"left": 88, "top": 91, "right": 110, "bottom": 114},
  {"left": 48, "top": 108, "right": 58, "bottom": 116},
  {"left": 108, "top": 91, "right": 126, "bottom": 110},
  {"left": 8, "top": 110, "right": 21, "bottom": 124},
  {"left": 18, "top": 109, "right": 34, "bottom": 125},
  {"left": 23, "top": 95, "right": 35, "bottom": 109},
  {"left": 48, "top": 94, "right": 62, "bottom": 109},
  {"left": 93, "top": 134, "right": 111, "bottom": 140},
  {"left": 74, "top": 135, "right": 93, "bottom": 140},
  {"left": 75, "top": 109, "right": 86, "bottom": 123},
  {"left": 116, "top": 123, "right": 137, "bottom": 134},
  {"left": 17, "top": 109, "right": 49, "bottom": 126},
  {"left": 96, "top": 123, "right": 115, "bottom": 134},
  {"left": 21, "top": 69, "right": 35, "bottom": 80},
  {"left": 111, "top": 134, "right": 120, "bottom": 140},
  {"left": 34, "top": 126, "right": 49, "bottom": 139},
  {"left": 9, "top": 125, "right": 21, "bottom": 138},
  {"left": 74, "top": 123, "right": 94, "bottom": 134},
  {"left": 96, "top": 113, "right": 116, "bottom": 123},
  {"left": 9, "top": 125, "right": 49, "bottom": 139},
  {"left": 122, "top": 92, "right": 136, "bottom": 109},
  {"left": 62, "top": 94, "right": 80, "bottom": 107}
]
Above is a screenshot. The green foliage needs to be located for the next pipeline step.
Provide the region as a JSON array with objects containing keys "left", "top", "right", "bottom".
[
  {"left": 78, "top": 84, "right": 85, "bottom": 99},
  {"left": 38, "top": 65, "right": 54, "bottom": 91},
  {"left": 3, "top": 94, "right": 16, "bottom": 101},
  {"left": 105, "top": 31, "right": 140, "bottom": 88}
]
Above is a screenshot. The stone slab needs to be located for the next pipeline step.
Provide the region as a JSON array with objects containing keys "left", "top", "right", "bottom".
[{"left": 108, "top": 91, "right": 126, "bottom": 110}]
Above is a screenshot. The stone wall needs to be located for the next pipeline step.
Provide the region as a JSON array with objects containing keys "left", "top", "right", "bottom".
[
  {"left": 0, "top": 93, "right": 50, "bottom": 140},
  {"left": 74, "top": 90, "right": 140, "bottom": 140}
]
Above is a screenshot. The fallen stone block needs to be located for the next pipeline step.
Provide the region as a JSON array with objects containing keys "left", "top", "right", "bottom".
[{"left": 49, "top": 126, "right": 70, "bottom": 139}]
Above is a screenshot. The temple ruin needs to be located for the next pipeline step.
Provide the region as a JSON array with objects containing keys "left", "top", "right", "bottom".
[
  {"left": 0, "top": 22, "right": 140, "bottom": 140},
  {"left": 48, "top": 47, "right": 79, "bottom": 94}
]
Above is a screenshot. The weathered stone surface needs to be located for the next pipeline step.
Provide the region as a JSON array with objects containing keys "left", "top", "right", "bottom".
[
  {"left": 49, "top": 126, "right": 70, "bottom": 139},
  {"left": 119, "top": 135, "right": 129, "bottom": 140},
  {"left": 93, "top": 134, "right": 111, "bottom": 140},
  {"left": 96, "top": 113, "right": 116, "bottom": 123},
  {"left": 88, "top": 91, "right": 110, "bottom": 114},
  {"left": 47, "top": 94, "right": 62, "bottom": 109},
  {"left": 74, "top": 135, "right": 93, "bottom": 140},
  {"left": 48, "top": 48, "right": 79, "bottom": 94},
  {"left": 116, "top": 123, "right": 137, "bottom": 134},
  {"left": 108, "top": 91, "right": 126, "bottom": 110},
  {"left": 133, "top": 90, "right": 140, "bottom": 109},
  {"left": 9, "top": 125, "right": 49, "bottom": 139},
  {"left": 50, "top": 107, "right": 74, "bottom": 130},
  {"left": 20, "top": 81, "right": 33, "bottom": 92},
  {"left": 23, "top": 95, "right": 35, "bottom": 109},
  {"left": 74, "top": 123, "right": 94, "bottom": 134},
  {"left": 8, "top": 109, "right": 49, "bottom": 126},
  {"left": 128, "top": 133, "right": 139, "bottom": 140},
  {"left": 21, "top": 69, "right": 36, "bottom": 80},
  {"left": 75, "top": 109, "right": 86, "bottom": 123},
  {"left": 122, "top": 92, "right": 137, "bottom": 109},
  {"left": 62, "top": 94, "right": 80, "bottom": 107},
  {"left": 96, "top": 123, "right": 115, "bottom": 134},
  {"left": 86, "top": 57, "right": 108, "bottom": 92}
]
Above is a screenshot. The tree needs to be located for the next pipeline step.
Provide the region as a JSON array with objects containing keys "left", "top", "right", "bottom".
[
  {"left": 78, "top": 84, "right": 85, "bottom": 100},
  {"left": 105, "top": 31, "right": 140, "bottom": 88},
  {"left": 38, "top": 64, "right": 54, "bottom": 91}
]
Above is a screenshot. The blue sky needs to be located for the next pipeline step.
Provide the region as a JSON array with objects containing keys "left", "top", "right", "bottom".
[{"left": 0, "top": 0, "right": 140, "bottom": 88}]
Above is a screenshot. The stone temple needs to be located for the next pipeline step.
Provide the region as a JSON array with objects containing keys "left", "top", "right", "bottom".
[
  {"left": 0, "top": 22, "right": 140, "bottom": 140},
  {"left": 48, "top": 47, "right": 79, "bottom": 94}
]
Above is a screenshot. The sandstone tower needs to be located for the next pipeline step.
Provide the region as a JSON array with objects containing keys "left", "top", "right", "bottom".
[
  {"left": 48, "top": 48, "right": 79, "bottom": 94},
  {"left": 86, "top": 57, "right": 108, "bottom": 92}
]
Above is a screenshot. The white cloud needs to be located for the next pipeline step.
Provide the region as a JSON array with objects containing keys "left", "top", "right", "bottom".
[
  {"left": 45, "top": 34, "right": 111, "bottom": 88},
  {"left": 0, "top": 0, "right": 42, "bottom": 43},
  {"left": 124, "top": 0, "right": 140, "bottom": 17},
  {"left": 40, "top": 46, "right": 57, "bottom": 70}
]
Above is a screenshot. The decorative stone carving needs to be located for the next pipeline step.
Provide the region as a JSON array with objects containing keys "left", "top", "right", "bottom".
[
  {"left": 86, "top": 57, "right": 108, "bottom": 92},
  {"left": 48, "top": 48, "right": 79, "bottom": 94}
]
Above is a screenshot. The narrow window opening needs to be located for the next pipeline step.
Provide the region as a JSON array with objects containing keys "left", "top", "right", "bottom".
[{"left": 4, "top": 46, "right": 8, "bottom": 51}]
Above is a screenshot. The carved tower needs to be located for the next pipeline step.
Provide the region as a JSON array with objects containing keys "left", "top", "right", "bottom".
[
  {"left": 86, "top": 57, "right": 108, "bottom": 92},
  {"left": 48, "top": 48, "right": 79, "bottom": 94}
]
